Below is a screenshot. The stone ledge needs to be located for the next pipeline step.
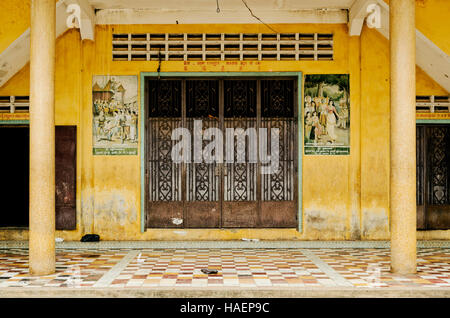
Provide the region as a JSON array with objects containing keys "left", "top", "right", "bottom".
[
  {"left": 0, "top": 240, "right": 449, "bottom": 249},
  {"left": 1, "top": 287, "right": 449, "bottom": 298}
]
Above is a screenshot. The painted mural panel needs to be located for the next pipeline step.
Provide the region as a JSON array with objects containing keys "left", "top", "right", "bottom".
[
  {"left": 92, "top": 75, "right": 138, "bottom": 155},
  {"left": 304, "top": 74, "right": 350, "bottom": 155}
]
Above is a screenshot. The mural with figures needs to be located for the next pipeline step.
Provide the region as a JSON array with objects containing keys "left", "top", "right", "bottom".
[
  {"left": 304, "top": 74, "right": 350, "bottom": 155},
  {"left": 92, "top": 75, "right": 138, "bottom": 155}
]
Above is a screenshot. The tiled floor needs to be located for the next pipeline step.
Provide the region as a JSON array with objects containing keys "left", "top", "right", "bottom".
[
  {"left": 313, "top": 248, "right": 450, "bottom": 288},
  {"left": 0, "top": 249, "right": 127, "bottom": 288},
  {"left": 116, "top": 249, "right": 330, "bottom": 288},
  {"left": 0, "top": 248, "right": 449, "bottom": 289}
]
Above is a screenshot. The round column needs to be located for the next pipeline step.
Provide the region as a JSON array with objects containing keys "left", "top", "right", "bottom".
[
  {"left": 29, "top": 0, "right": 56, "bottom": 276},
  {"left": 389, "top": 0, "right": 417, "bottom": 274}
]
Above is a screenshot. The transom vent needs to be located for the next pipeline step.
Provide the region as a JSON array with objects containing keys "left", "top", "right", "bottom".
[
  {"left": 0, "top": 96, "right": 30, "bottom": 113},
  {"left": 112, "top": 33, "right": 334, "bottom": 62},
  {"left": 416, "top": 95, "right": 450, "bottom": 113}
]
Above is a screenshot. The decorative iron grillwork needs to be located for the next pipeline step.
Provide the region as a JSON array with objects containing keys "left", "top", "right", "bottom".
[
  {"left": 428, "top": 126, "right": 450, "bottom": 205},
  {"left": 148, "top": 118, "right": 182, "bottom": 201},
  {"left": 224, "top": 80, "right": 257, "bottom": 117},
  {"left": 148, "top": 80, "right": 181, "bottom": 117},
  {"left": 146, "top": 77, "right": 298, "bottom": 228},
  {"left": 417, "top": 126, "right": 425, "bottom": 206},
  {"left": 186, "top": 80, "right": 219, "bottom": 118},
  {"left": 186, "top": 118, "right": 219, "bottom": 201},
  {"left": 148, "top": 80, "right": 182, "bottom": 201},
  {"left": 224, "top": 118, "right": 257, "bottom": 201},
  {"left": 261, "top": 119, "right": 295, "bottom": 201},
  {"left": 261, "top": 80, "right": 294, "bottom": 117}
]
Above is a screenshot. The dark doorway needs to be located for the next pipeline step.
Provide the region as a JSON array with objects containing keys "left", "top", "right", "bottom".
[
  {"left": 417, "top": 124, "right": 450, "bottom": 230},
  {"left": 0, "top": 125, "right": 77, "bottom": 229},
  {"left": 0, "top": 127, "right": 29, "bottom": 227},
  {"left": 145, "top": 77, "right": 298, "bottom": 229}
]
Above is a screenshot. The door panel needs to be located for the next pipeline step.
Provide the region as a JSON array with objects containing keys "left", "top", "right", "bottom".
[
  {"left": 185, "top": 80, "right": 221, "bottom": 228},
  {"left": 55, "top": 126, "right": 77, "bottom": 230},
  {"left": 416, "top": 126, "right": 426, "bottom": 229},
  {"left": 222, "top": 201, "right": 258, "bottom": 227},
  {"left": 259, "top": 80, "right": 297, "bottom": 227},
  {"left": 222, "top": 80, "right": 258, "bottom": 227},
  {"left": 425, "top": 206, "right": 450, "bottom": 229},
  {"left": 146, "top": 80, "right": 183, "bottom": 228},
  {"left": 146, "top": 201, "right": 184, "bottom": 228},
  {"left": 185, "top": 202, "right": 221, "bottom": 228},
  {"left": 260, "top": 201, "right": 297, "bottom": 227},
  {"left": 425, "top": 125, "right": 450, "bottom": 229}
]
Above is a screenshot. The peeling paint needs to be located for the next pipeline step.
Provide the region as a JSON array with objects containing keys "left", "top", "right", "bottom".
[
  {"left": 304, "top": 209, "right": 347, "bottom": 240},
  {"left": 350, "top": 210, "right": 362, "bottom": 240},
  {"left": 306, "top": 211, "right": 326, "bottom": 225},
  {"left": 95, "top": 196, "right": 137, "bottom": 226}
]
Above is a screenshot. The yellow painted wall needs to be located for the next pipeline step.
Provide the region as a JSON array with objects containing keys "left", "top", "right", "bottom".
[
  {"left": 360, "top": 26, "right": 391, "bottom": 240},
  {"left": 0, "top": 0, "right": 30, "bottom": 53},
  {"left": 0, "top": 0, "right": 59, "bottom": 53},
  {"left": 0, "top": 0, "right": 449, "bottom": 241},
  {"left": 88, "top": 23, "right": 355, "bottom": 241},
  {"left": 384, "top": 0, "right": 450, "bottom": 55}
]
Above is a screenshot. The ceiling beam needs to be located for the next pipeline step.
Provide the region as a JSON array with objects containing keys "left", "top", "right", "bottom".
[
  {"left": 95, "top": 8, "right": 347, "bottom": 25},
  {"left": 89, "top": 0, "right": 355, "bottom": 10}
]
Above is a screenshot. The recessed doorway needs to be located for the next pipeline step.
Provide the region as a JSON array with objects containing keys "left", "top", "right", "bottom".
[
  {"left": 0, "top": 125, "right": 77, "bottom": 229},
  {"left": 145, "top": 77, "right": 299, "bottom": 229},
  {"left": 0, "top": 126, "right": 29, "bottom": 227}
]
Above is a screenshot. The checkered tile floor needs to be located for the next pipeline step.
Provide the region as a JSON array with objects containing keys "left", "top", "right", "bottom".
[
  {"left": 0, "top": 248, "right": 449, "bottom": 288},
  {"left": 0, "top": 249, "right": 127, "bottom": 288},
  {"left": 314, "top": 248, "right": 450, "bottom": 288}
]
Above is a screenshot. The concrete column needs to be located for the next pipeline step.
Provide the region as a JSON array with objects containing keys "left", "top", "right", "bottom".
[
  {"left": 389, "top": 0, "right": 416, "bottom": 274},
  {"left": 29, "top": 0, "right": 56, "bottom": 276}
]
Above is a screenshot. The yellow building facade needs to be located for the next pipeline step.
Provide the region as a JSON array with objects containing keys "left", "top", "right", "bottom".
[{"left": 0, "top": 0, "right": 448, "bottom": 243}]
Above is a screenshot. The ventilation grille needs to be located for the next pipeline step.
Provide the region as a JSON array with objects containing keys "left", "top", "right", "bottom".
[
  {"left": 416, "top": 95, "right": 450, "bottom": 113},
  {"left": 0, "top": 96, "right": 30, "bottom": 113},
  {"left": 112, "top": 33, "right": 334, "bottom": 61}
]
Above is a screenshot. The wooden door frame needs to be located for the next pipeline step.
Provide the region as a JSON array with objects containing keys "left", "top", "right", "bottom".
[{"left": 140, "top": 71, "right": 303, "bottom": 233}]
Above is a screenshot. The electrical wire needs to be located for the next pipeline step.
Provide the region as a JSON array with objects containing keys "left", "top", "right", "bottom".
[
  {"left": 157, "top": 49, "right": 162, "bottom": 80},
  {"left": 241, "top": 0, "right": 278, "bottom": 33}
]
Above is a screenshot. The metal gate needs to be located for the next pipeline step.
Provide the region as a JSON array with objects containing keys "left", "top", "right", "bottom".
[
  {"left": 145, "top": 77, "right": 298, "bottom": 228},
  {"left": 417, "top": 124, "right": 450, "bottom": 230}
]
